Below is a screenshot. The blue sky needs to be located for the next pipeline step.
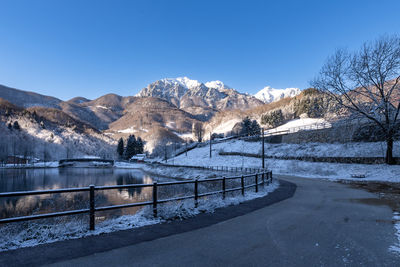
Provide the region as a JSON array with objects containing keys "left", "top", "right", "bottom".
[{"left": 0, "top": 0, "right": 399, "bottom": 100}]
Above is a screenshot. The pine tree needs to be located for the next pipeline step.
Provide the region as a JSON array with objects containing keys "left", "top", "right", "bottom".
[
  {"left": 136, "top": 137, "right": 144, "bottom": 154},
  {"left": 117, "top": 138, "right": 124, "bottom": 158},
  {"left": 124, "top": 135, "right": 136, "bottom": 160},
  {"left": 250, "top": 120, "right": 261, "bottom": 136},
  {"left": 240, "top": 117, "right": 252, "bottom": 136},
  {"left": 13, "top": 121, "right": 20, "bottom": 131}
]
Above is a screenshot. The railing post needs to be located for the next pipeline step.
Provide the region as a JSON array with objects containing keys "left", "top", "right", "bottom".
[
  {"left": 255, "top": 174, "right": 258, "bottom": 193},
  {"left": 262, "top": 172, "right": 265, "bottom": 187},
  {"left": 153, "top": 182, "right": 158, "bottom": 217},
  {"left": 89, "top": 185, "right": 95, "bottom": 231},
  {"left": 222, "top": 177, "right": 226, "bottom": 200},
  {"left": 241, "top": 175, "right": 245, "bottom": 196},
  {"left": 194, "top": 179, "right": 199, "bottom": 208}
]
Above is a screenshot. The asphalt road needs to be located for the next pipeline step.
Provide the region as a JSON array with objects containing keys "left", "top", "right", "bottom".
[{"left": 46, "top": 175, "right": 399, "bottom": 267}]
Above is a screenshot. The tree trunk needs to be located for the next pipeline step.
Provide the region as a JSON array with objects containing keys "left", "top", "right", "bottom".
[{"left": 386, "top": 134, "right": 395, "bottom": 165}]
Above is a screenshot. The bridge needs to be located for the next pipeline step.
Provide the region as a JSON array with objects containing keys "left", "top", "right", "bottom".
[{"left": 58, "top": 158, "right": 114, "bottom": 167}]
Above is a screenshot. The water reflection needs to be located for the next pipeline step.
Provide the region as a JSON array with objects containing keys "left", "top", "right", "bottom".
[
  {"left": 0, "top": 168, "right": 162, "bottom": 220},
  {"left": 0, "top": 168, "right": 240, "bottom": 221}
]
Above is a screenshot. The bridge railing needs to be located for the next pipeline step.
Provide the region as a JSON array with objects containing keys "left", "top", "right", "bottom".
[{"left": 0, "top": 167, "right": 273, "bottom": 231}]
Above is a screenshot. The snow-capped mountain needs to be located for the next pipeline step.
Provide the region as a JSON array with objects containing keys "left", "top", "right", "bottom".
[
  {"left": 204, "top": 80, "right": 231, "bottom": 90},
  {"left": 137, "top": 77, "right": 263, "bottom": 113},
  {"left": 162, "top": 77, "right": 202, "bottom": 90},
  {"left": 254, "top": 86, "right": 301, "bottom": 103}
]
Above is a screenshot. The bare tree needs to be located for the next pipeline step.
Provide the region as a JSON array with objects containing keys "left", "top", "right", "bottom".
[
  {"left": 192, "top": 122, "right": 204, "bottom": 142},
  {"left": 311, "top": 35, "right": 400, "bottom": 164}
]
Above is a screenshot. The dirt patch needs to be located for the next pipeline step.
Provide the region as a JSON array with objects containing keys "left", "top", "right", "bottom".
[{"left": 338, "top": 180, "right": 400, "bottom": 212}]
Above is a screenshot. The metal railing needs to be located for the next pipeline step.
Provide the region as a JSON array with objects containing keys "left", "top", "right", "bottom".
[
  {"left": 0, "top": 168, "right": 273, "bottom": 231},
  {"left": 154, "top": 164, "right": 265, "bottom": 174}
]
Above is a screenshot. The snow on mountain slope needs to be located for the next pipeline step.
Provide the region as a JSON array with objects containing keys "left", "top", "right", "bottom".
[
  {"left": 254, "top": 86, "right": 301, "bottom": 103},
  {"left": 164, "top": 77, "right": 202, "bottom": 89},
  {"left": 204, "top": 80, "right": 231, "bottom": 90},
  {"left": 137, "top": 77, "right": 263, "bottom": 112}
]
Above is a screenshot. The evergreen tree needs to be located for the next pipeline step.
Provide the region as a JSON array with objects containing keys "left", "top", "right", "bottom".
[
  {"left": 261, "top": 109, "right": 284, "bottom": 127},
  {"left": 136, "top": 137, "right": 144, "bottom": 154},
  {"left": 13, "top": 121, "right": 20, "bottom": 131},
  {"left": 117, "top": 138, "right": 124, "bottom": 158},
  {"left": 250, "top": 120, "right": 261, "bottom": 136},
  {"left": 124, "top": 135, "right": 136, "bottom": 159},
  {"left": 240, "top": 117, "right": 252, "bottom": 136}
]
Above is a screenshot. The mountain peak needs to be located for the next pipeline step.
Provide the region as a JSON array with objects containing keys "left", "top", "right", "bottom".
[
  {"left": 254, "top": 86, "right": 301, "bottom": 103},
  {"left": 204, "top": 80, "right": 231, "bottom": 90},
  {"left": 161, "top": 77, "right": 202, "bottom": 90}
]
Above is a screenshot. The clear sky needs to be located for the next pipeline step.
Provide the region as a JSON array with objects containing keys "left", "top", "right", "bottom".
[{"left": 0, "top": 0, "right": 399, "bottom": 100}]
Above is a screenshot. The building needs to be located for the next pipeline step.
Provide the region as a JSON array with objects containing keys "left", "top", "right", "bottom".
[{"left": 130, "top": 154, "right": 146, "bottom": 163}]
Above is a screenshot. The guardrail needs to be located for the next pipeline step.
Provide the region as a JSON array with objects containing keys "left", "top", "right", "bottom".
[
  {"left": 0, "top": 168, "right": 273, "bottom": 231},
  {"left": 154, "top": 164, "right": 264, "bottom": 174}
]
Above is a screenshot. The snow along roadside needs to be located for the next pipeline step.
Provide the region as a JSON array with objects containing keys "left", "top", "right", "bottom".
[
  {"left": 0, "top": 166, "right": 278, "bottom": 252},
  {"left": 389, "top": 212, "right": 400, "bottom": 256}
]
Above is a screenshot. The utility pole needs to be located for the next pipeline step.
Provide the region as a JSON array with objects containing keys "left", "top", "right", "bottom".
[
  {"left": 262, "top": 128, "right": 265, "bottom": 169},
  {"left": 164, "top": 145, "right": 167, "bottom": 163},
  {"left": 185, "top": 140, "right": 187, "bottom": 157},
  {"left": 209, "top": 132, "right": 212, "bottom": 158}
]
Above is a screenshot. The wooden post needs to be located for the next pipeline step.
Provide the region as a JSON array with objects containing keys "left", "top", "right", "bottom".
[
  {"left": 89, "top": 185, "right": 95, "bottom": 231},
  {"left": 241, "top": 175, "right": 245, "bottom": 196},
  {"left": 222, "top": 177, "right": 226, "bottom": 200},
  {"left": 153, "top": 182, "right": 158, "bottom": 217},
  {"left": 262, "top": 172, "right": 265, "bottom": 187},
  {"left": 255, "top": 174, "right": 258, "bottom": 193},
  {"left": 194, "top": 179, "right": 198, "bottom": 208}
]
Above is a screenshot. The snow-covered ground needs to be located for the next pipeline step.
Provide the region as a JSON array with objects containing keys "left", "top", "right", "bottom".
[
  {"left": 0, "top": 182, "right": 278, "bottom": 252},
  {"left": 217, "top": 139, "right": 399, "bottom": 158},
  {"left": 1, "top": 161, "right": 59, "bottom": 168},
  {"left": 390, "top": 212, "right": 400, "bottom": 256},
  {"left": 267, "top": 118, "right": 331, "bottom": 134},
  {"left": 168, "top": 139, "right": 400, "bottom": 183},
  {"left": 213, "top": 119, "right": 242, "bottom": 134}
]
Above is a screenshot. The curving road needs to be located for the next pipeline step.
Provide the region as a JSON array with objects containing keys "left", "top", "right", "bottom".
[{"left": 45, "top": 175, "right": 399, "bottom": 266}]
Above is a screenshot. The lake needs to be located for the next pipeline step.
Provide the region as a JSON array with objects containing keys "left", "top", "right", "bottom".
[{"left": 0, "top": 168, "right": 190, "bottom": 221}]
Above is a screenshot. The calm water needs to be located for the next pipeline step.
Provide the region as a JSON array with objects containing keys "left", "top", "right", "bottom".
[{"left": 0, "top": 168, "right": 189, "bottom": 221}]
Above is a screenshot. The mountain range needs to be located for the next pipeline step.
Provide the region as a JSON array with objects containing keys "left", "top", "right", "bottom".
[{"left": 0, "top": 77, "right": 301, "bottom": 157}]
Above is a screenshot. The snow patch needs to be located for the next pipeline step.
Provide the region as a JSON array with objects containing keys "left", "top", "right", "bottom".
[
  {"left": 389, "top": 212, "right": 400, "bottom": 256},
  {"left": 213, "top": 119, "right": 242, "bottom": 134},
  {"left": 266, "top": 118, "right": 331, "bottom": 134}
]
